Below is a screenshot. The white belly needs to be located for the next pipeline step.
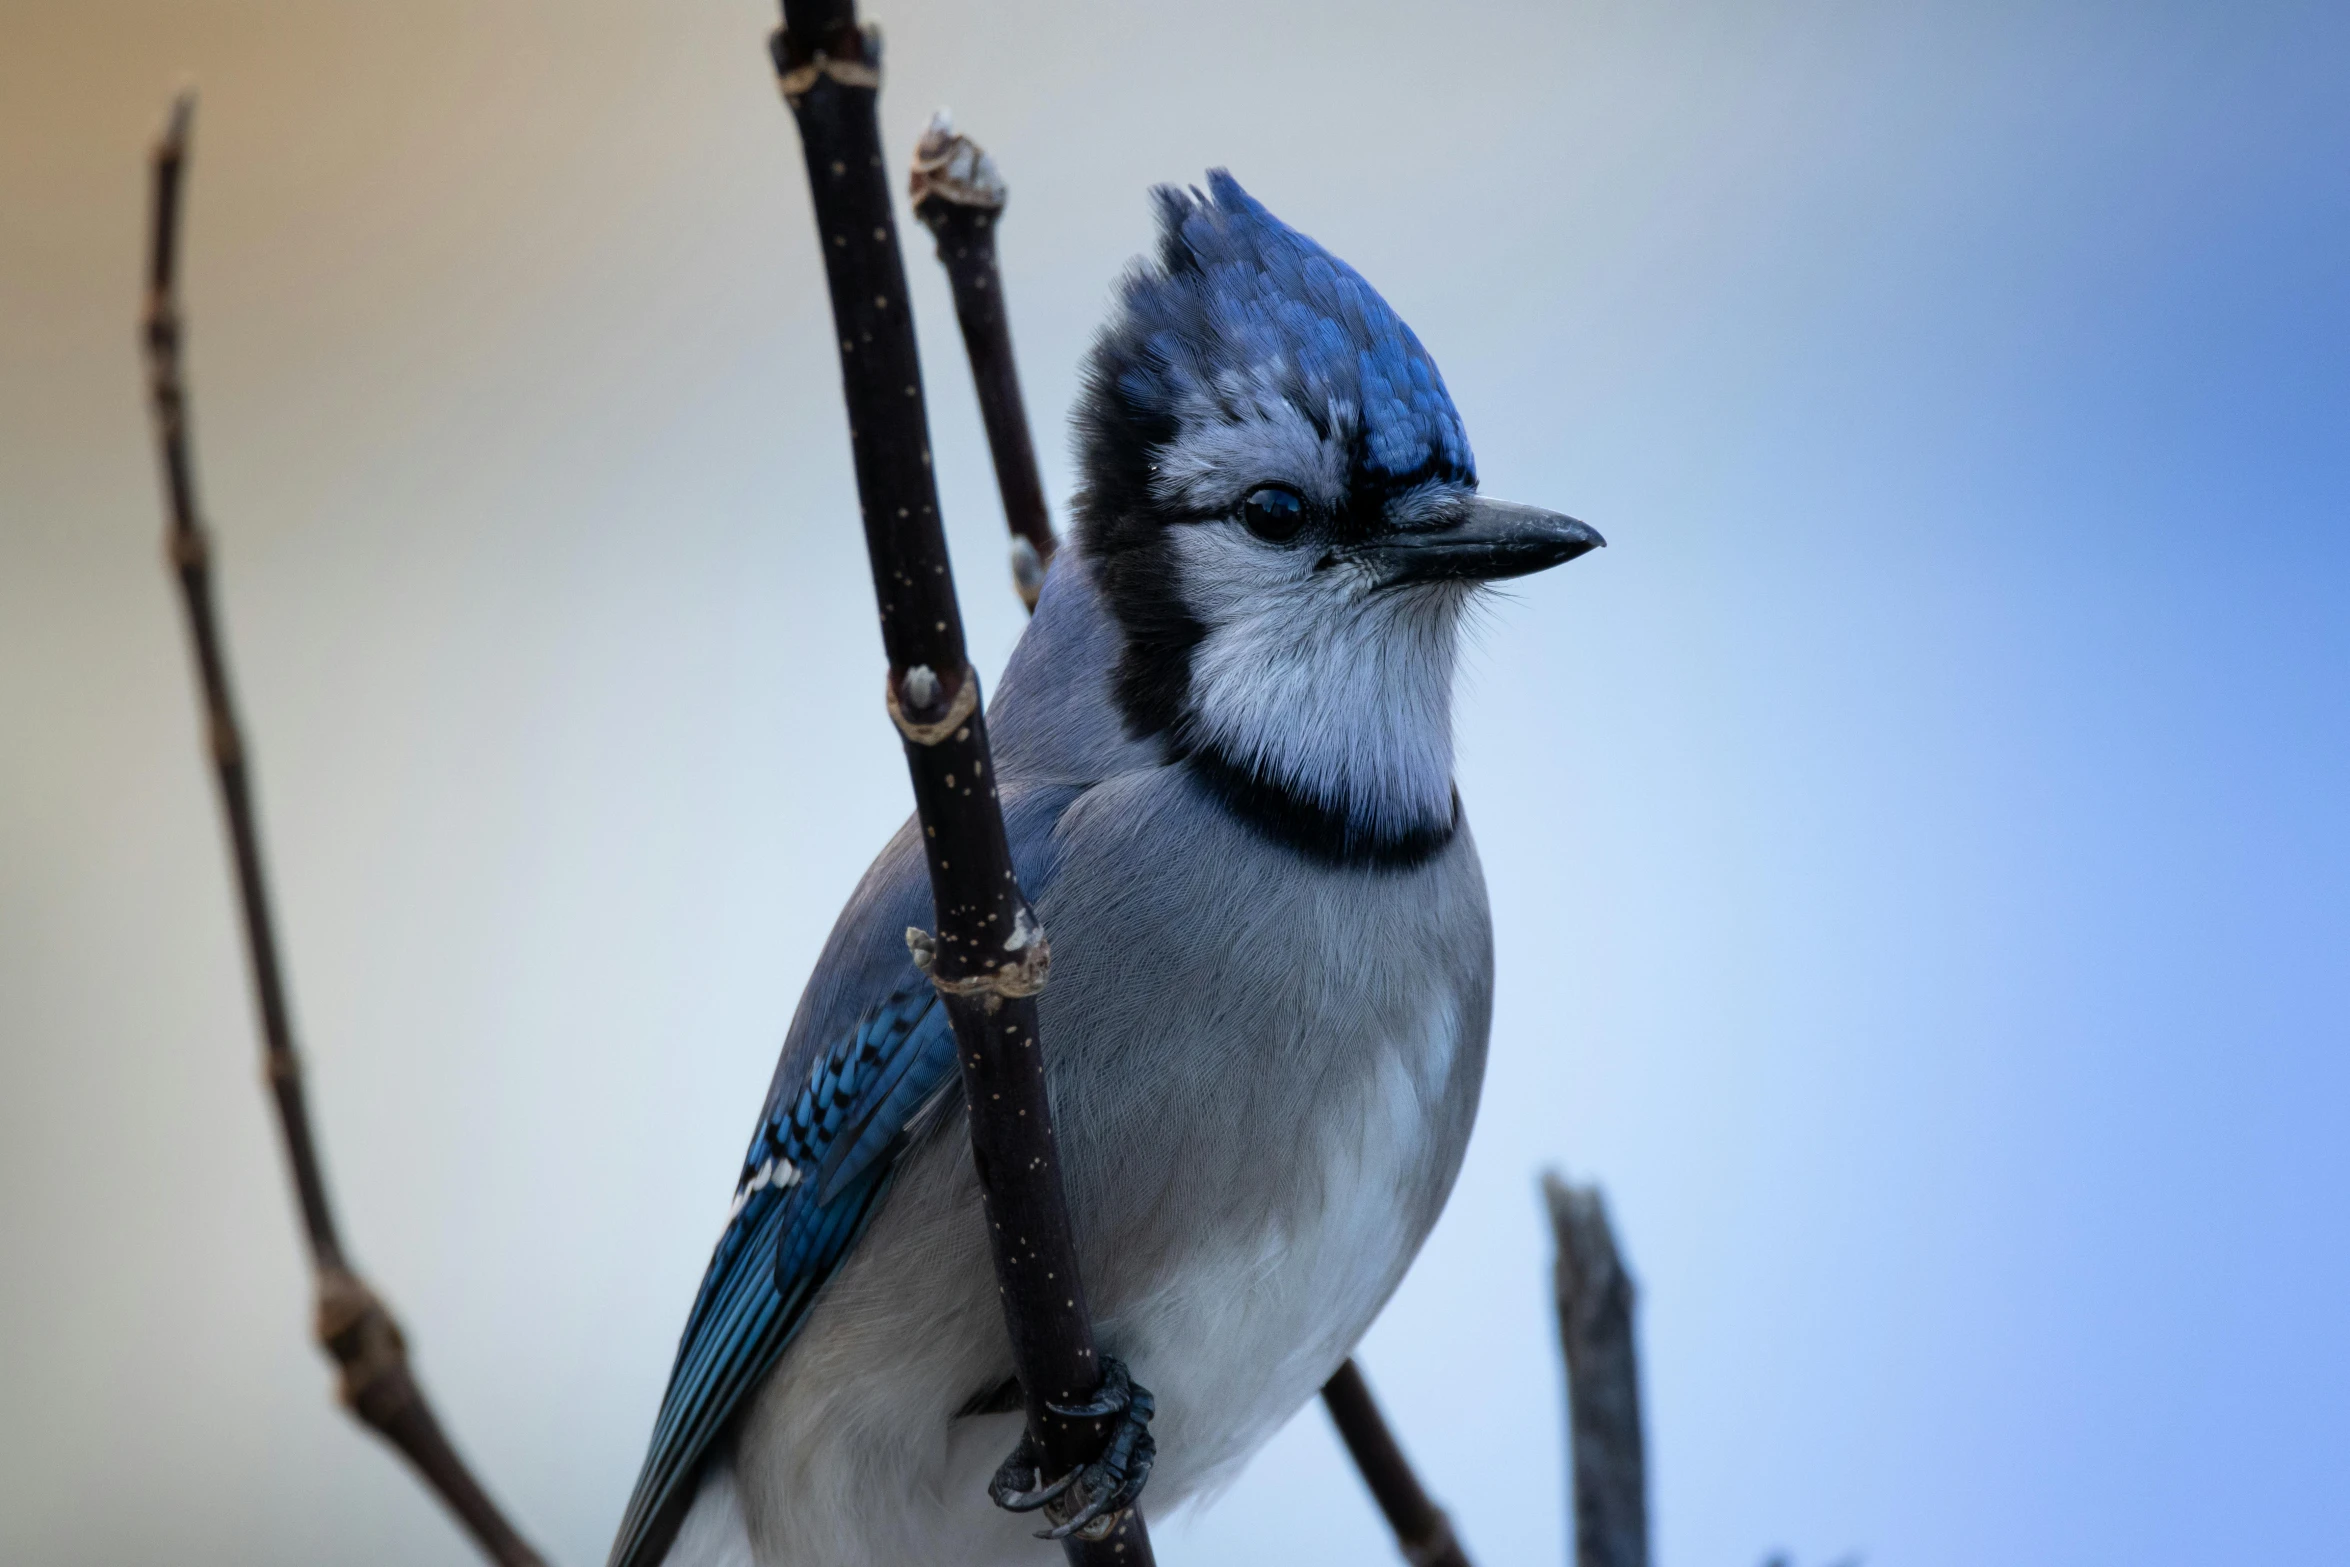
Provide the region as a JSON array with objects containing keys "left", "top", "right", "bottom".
[{"left": 1108, "top": 986, "right": 1468, "bottom": 1503}]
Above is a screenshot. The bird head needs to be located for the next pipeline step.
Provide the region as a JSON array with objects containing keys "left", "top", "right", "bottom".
[{"left": 1073, "top": 171, "right": 1601, "bottom": 864}]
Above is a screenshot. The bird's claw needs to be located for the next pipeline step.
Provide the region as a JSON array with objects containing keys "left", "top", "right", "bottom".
[
  {"left": 986, "top": 1357, "right": 1157, "bottom": 1541},
  {"left": 987, "top": 1435, "right": 1077, "bottom": 1513}
]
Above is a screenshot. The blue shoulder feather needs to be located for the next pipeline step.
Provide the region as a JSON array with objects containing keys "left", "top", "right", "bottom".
[
  {"left": 605, "top": 987, "right": 957, "bottom": 1567},
  {"left": 605, "top": 783, "right": 1080, "bottom": 1567}
]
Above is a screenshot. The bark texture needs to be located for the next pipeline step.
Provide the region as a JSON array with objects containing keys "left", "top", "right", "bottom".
[
  {"left": 771, "top": 5, "right": 1153, "bottom": 1558},
  {"left": 1545, "top": 1173, "right": 1648, "bottom": 1567}
]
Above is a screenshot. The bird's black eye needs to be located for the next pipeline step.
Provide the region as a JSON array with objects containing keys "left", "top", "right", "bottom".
[{"left": 1240, "top": 485, "right": 1307, "bottom": 543}]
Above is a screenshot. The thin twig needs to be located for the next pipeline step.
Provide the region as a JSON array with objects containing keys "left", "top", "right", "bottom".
[
  {"left": 142, "top": 92, "right": 549, "bottom": 1567},
  {"left": 1544, "top": 1173, "right": 1648, "bottom": 1567},
  {"left": 767, "top": 6, "right": 1153, "bottom": 1562},
  {"left": 1321, "top": 1359, "right": 1474, "bottom": 1567},
  {"left": 908, "top": 110, "right": 1055, "bottom": 610}
]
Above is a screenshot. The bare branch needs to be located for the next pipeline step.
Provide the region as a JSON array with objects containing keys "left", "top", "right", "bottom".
[
  {"left": 767, "top": 7, "right": 1153, "bottom": 1562},
  {"left": 1544, "top": 1173, "right": 1648, "bottom": 1567},
  {"left": 1321, "top": 1359, "right": 1473, "bottom": 1567},
  {"left": 908, "top": 110, "right": 1055, "bottom": 610},
  {"left": 142, "top": 92, "right": 550, "bottom": 1567}
]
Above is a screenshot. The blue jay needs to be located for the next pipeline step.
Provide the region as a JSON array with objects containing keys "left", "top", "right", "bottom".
[{"left": 610, "top": 171, "right": 1602, "bottom": 1567}]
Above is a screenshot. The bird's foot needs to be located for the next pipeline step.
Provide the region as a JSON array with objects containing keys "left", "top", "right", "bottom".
[{"left": 987, "top": 1357, "right": 1157, "bottom": 1541}]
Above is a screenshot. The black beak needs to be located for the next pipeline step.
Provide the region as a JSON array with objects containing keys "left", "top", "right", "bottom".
[{"left": 1352, "top": 497, "right": 1605, "bottom": 588}]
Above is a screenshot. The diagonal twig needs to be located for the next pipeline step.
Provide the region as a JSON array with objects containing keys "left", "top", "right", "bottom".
[
  {"left": 1321, "top": 1359, "right": 1474, "bottom": 1567},
  {"left": 767, "top": 5, "right": 1152, "bottom": 1561},
  {"left": 142, "top": 91, "right": 549, "bottom": 1567},
  {"left": 1545, "top": 1172, "right": 1648, "bottom": 1567}
]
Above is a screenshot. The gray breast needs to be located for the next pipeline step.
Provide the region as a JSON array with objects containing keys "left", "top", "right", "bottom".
[
  {"left": 721, "top": 757, "right": 1495, "bottom": 1567},
  {"left": 1028, "top": 762, "right": 1494, "bottom": 1485}
]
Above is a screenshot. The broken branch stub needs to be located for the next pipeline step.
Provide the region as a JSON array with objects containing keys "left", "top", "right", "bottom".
[{"left": 1544, "top": 1172, "right": 1649, "bottom": 1567}]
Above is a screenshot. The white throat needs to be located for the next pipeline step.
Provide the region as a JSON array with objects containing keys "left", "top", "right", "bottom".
[{"left": 1168, "top": 526, "right": 1468, "bottom": 841}]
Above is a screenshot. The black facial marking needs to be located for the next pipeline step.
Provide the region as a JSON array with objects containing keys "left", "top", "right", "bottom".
[
  {"left": 1345, "top": 442, "right": 1469, "bottom": 541},
  {"left": 1179, "top": 741, "right": 1460, "bottom": 871},
  {"left": 1076, "top": 364, "right": 1471, "bottom": 868},
  {"left": 1074, "top": 342, "right": 1203, "bottom": 743},
  {"left": 1075, "top": 177, "right": 1488, "bottom": 868}
]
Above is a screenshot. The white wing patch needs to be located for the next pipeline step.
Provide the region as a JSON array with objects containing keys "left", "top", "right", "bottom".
[{"left": 726, "top": 1156, "right": 804, "bottom": 1222}]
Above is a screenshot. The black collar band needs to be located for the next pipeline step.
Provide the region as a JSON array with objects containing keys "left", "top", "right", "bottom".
[{"left": 1179, "top": 741, "right": 1459, "bottom": 871}]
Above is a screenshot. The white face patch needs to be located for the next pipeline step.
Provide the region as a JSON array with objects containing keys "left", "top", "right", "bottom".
[
  {"left": 1168, "top": 520, "right": 1472, "bottom": 840},
  {"left": 1133, "top": 359, "right": 1480, "bottom": 841}
]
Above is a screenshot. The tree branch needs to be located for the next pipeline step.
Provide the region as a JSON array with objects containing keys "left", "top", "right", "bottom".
[
  {"left": 142, "top": 92, "right": 549, "bottom": 1567},
  {"left": 1544, "top": 1173, "right": 1648, "bottom": 1567},
  {"left": 908, "top": 110, "right": 1056, "bottom": 610},
  {"left": 766, "top": 7, "right": 1152, "bottom": 1561},
  {"left": 1320, "top": 1359, "right": 1474, "bottom": 1567}
]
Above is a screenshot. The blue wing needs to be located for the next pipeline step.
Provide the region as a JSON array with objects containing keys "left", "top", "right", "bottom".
[{"left": 606, "top": 984, "right": 958, "bottom": 1567}]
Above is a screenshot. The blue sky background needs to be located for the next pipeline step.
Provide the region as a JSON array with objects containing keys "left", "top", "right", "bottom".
[{"left": 3, "top": 2, "right": 2345, "bottom": 1564}]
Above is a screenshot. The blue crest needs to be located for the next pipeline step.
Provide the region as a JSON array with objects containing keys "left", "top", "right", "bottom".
[{"left": 1090, "top": 170, "right": 1475, "bottom": 495}]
